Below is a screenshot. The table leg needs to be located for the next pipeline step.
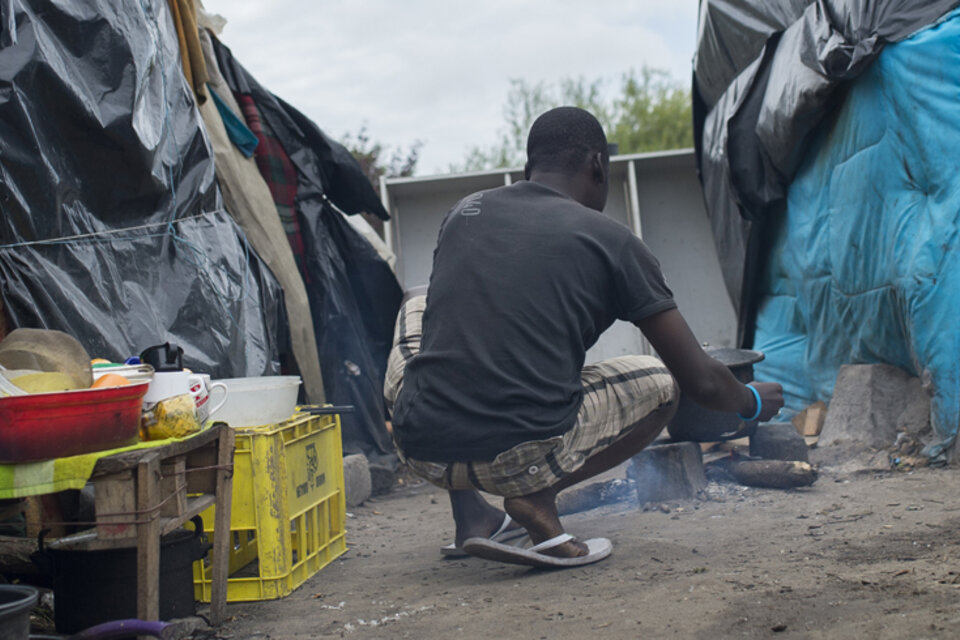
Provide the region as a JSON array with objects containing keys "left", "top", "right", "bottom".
[
  {"left": 209, "top": 426, "right": 235, "bottom": 626},
  {"left": 136, "top": 453, "right": 161, "bottom": 626}
]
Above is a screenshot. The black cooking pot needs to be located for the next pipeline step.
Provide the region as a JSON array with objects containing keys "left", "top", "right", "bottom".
[
  {"left": 667, "top": 347, "right": 765, "bottom": 442},
  {"left": 32, "top": 516, "right": 210, "bottom": 634}
]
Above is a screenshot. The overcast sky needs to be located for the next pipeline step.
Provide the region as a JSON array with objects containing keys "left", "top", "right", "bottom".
[{"left": 199, "top": 1, "right": 699, "bottom": 176}]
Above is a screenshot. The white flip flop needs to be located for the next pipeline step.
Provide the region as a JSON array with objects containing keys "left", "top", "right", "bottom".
[{"left": 461, "top": 532, "right": 612, "bottom": 568}]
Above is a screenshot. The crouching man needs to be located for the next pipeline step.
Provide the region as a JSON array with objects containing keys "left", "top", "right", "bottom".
[{"left": 384, "top": 107, "right": 783, "bottom": 568}]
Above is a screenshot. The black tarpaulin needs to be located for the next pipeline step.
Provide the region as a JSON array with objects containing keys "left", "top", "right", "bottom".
[
  {"left": 693, "top": 0, "right": 960, "bottom": 343},
  {"left": 0, "top": 0, "right": 286, "bottom": 375},
  {"left": 211, "top": 38, "right": 403, "bottom": 468}
]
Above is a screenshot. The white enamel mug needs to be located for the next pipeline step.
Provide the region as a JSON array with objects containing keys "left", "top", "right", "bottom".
[{"left": 194, "top": 373, "right": 228, "bottom": 423}]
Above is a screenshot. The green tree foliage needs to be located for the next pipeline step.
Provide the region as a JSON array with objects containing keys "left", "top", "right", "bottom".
[
  {"left": 455, "top": 67, "right": 692, "bottom": 172},
  {"left": 610, "top": 68, "right": 693, "bottom": 154}
]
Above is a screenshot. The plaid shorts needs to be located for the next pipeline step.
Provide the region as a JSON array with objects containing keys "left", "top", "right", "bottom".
[{"left": 384, "top": 296, "right": 676, "bottom": 498}]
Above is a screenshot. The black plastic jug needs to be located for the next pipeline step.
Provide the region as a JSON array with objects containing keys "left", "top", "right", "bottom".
[{"left": 139, "top": 343, "right": 184, "bottom": 372}]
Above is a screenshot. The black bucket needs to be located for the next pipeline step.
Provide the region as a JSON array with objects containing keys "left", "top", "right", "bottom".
[
  {"left": 0, "top": 585, "right": 38, "bottom": 640},
  {"left": 32, "top": 516, "right": 211, "bottom": 634}
]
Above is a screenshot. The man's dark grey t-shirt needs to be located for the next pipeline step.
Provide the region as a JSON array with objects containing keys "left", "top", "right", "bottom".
[{"left": 393, "top": 180, "right": 676, "bottom": 462}]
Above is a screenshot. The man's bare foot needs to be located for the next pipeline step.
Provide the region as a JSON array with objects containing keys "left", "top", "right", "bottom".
[
  {"left": 504, "top": 490, "right": 587, "bottom": 558},
  {"left": 453, "top": 511, "right": 525, "bottom": 548},
  {"left": 449, "top": 490, "right": 525, "bottom": 547}
]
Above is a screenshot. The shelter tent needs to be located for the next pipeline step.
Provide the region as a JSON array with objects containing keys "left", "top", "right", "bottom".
[
  {"left": 0, "top": 0, "right": 401, "bottom": 467},
  {"left": 0, "top": 0, "right": 285, "bottom": 378},
  {"left": 695, "top": 0, "right": 960, "bottom": 459},
  {"left": 205, "top": 33, "right": 402, "bottom": 468}
]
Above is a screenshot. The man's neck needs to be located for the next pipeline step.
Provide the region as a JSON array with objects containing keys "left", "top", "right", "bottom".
[
  {"left": 528, "top": 170, "right": 587, "bottom": 205},
  {"left": 528, "top": 170, "right": 601, "bottom": 211}
]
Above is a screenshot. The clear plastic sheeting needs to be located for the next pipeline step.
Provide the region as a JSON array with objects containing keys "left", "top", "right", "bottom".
[
  {"left": 694, "top": 0, "right": 959, "bottom": 330},
  {"left": 0, "top": 0, "right": 285, "bottom": 376},
  {"left": 752, "top": 11, "right": 960, "bottom": 459}
]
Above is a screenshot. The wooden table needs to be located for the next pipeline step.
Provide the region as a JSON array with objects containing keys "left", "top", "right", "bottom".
[{"left": 54, "top": 424, "right": 235, "bottom": 626}]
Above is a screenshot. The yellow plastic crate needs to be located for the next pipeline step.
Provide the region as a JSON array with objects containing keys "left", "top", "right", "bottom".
[{"left": 193, "top": 409, "right": 347, "bottom": 602}]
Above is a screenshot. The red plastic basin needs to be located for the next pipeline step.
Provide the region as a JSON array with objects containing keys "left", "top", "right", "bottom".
[{"left": 0, "top": 381, "right": 149, "bottom": 463}]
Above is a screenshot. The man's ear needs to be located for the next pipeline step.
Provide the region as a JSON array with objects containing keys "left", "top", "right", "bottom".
[{"left": 591, "top": 152, "right": 605, "bottom": 184}]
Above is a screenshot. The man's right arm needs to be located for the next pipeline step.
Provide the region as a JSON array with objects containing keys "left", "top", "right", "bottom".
[{"left": 635, "top": 308, "right": 783, "bottom": 421}]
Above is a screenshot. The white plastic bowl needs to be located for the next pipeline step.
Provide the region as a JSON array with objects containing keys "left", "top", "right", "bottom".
[{"left": 210, "top": 376, "right": 301, "bottom": 427}]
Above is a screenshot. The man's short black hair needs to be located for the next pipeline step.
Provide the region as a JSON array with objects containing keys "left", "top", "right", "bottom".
[{"left": 526, "top": 107, "right": 608, "bottom": 174}]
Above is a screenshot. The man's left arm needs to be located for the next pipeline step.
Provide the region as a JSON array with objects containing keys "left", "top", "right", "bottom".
[{"left": 635, "top": 308, "right": 783, "bottom": 421}]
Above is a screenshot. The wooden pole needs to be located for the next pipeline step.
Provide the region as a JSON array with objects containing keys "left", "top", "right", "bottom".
[{"left": 136, "top": 452, "right": 161, "bottom": 630}]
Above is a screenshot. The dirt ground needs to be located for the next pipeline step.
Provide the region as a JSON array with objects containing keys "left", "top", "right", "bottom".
[{"left": 203, "top": 448, "right": 960, "bottom": 640}]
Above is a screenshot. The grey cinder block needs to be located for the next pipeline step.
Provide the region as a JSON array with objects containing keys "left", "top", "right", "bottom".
[{"left": 343, "top": 453, "right": 372, "bottom": 508}]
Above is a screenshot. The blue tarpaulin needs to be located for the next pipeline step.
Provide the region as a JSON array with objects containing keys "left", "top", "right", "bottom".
[{"left": 753, "top": 9, "right": 960, "bottom": 458}]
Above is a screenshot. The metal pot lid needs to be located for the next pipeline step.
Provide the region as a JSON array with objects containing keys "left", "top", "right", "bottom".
[{"left": 704, "top": 347, "right": 765, "bottom": 368}]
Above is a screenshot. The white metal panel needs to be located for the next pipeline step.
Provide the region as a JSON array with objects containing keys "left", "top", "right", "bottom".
[{"left": 629, "top": 153, "right": 737, "bottom": 347}]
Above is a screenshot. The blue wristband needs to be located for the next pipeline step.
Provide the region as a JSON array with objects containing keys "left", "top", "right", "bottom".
[{"left": 737, "top": 385, "right": 762, "bottom": 422}]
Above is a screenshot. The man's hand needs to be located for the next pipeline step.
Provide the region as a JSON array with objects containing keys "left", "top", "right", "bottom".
[{"left": 748, "top": 382, "right": 784, "bottom": 422}]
